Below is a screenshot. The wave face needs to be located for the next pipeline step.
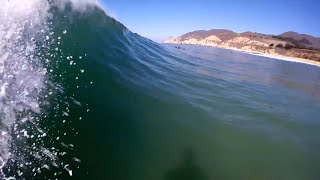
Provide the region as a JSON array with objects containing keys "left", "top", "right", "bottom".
[{"left": 1, "top": 0, "right": 320, "bottom": 179}]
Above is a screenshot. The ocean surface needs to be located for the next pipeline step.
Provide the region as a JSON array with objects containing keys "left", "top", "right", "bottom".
[{"left": 1, "top": 1, "right": 320, "bottom": 179}]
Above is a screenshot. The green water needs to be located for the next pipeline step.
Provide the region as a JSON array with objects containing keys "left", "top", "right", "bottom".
[{"left": 70, "top": 47, "right": 320, "bottom": 179}]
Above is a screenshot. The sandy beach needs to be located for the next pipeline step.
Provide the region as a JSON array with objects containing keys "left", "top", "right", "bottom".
[
  {"left": 177, "top": 43, "right": 320, "bottom": 68},
  {"left": 231, "top": 47, "right": 320, "bottom": 67},
  {"left": 164, "top": 33, "right": 320, "bottom": 68}
]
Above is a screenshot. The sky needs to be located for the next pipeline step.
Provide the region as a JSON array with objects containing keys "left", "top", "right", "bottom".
[{"left": 102, "top": 0, "right": 320, "bottom": 42}]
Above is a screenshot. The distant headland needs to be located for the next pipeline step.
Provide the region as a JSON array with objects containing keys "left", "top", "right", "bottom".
[{"left": 163, "top": 29, "right": 320, "bottom": 63}]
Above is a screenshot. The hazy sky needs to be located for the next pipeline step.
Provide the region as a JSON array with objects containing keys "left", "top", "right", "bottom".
[{"left": 102, "top": 0, "right": 320, "bottom": 42}]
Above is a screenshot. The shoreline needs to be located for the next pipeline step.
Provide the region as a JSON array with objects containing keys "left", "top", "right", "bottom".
[
  {"left": 166, "top": 43, "right": 320, "bottom": 68},
  {"left": 223, "top": 46, "right": 320, "bottom": 67}
]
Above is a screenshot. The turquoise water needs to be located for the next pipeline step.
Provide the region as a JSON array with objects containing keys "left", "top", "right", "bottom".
[{"left": 0, "top": 1, "right": 320, "bottom": 179}]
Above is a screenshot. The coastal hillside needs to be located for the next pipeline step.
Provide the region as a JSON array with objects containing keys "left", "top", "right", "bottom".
[
  {"left": 179, "top": 29, "right": 239, "bottom": 41},
  {"left": 278, "top": 31, "right": 320, "bottom": 50},
  {"left": 164, "top": 29, "right": 320, "bottom": 62}
]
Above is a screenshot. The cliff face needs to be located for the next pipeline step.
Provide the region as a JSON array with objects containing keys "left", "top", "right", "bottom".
[{"left": 164, "top": 30, "right": 320, "bottom": 62}]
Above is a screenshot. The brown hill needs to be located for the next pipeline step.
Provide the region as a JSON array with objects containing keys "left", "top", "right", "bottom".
[
  {"left": 180, "top": 29, "right": 239, "bottom": 41},
  {"left": 277, "top": 31, "right": 320, "bottom": 50}
]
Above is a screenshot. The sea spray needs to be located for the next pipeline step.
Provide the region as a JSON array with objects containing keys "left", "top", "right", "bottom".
[
  {"left": 0, "top": 0, "right": 50, "bottom": 175},
  {"left": 0, "top": 0, "right": 102, "bottom": 178}
]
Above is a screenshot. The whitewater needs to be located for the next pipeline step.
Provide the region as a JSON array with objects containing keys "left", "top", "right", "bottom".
[{"left": 0, "top": 0, "right": 100, "bottom": 178}]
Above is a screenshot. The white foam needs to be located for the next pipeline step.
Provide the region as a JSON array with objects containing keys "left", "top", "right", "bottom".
[
  {"left": 0, "top": 0, "right": 96, "bottom": 177},
  {"left": 55, "top": 0, "right": 102, "bottom": 12},
  {"left": 0, "top": 0, "right": 50, "bottom": 168},
  {"left": 64, "top": 164, "right": 73, "bottom": 176}
]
